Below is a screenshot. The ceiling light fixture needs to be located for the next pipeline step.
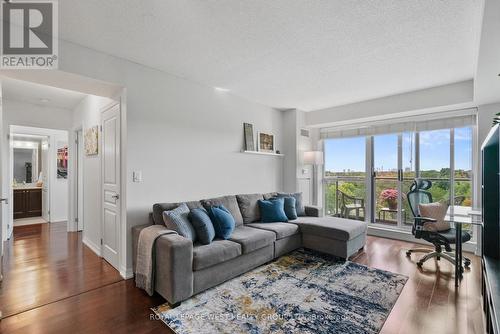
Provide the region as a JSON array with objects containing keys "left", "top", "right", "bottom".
[
  {"left": 214, "top": 87, "right": 230, "bottom": 92},
  {"left": 39, "top": 98, "right": 50, "bottom": 103}
]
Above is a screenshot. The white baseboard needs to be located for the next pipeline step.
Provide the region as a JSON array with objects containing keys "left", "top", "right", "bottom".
[
  {"left": 367, "top": 225, "right": 478, "bottom": 253},
  {"left": 82, "top": 237, "right": 101, "bottom": 257},
  {"left": 50, "top": 219, "right": 67, "bottom": 224},
  {"left": 120, "top": 266, "right": 134, "bottom": 279}
]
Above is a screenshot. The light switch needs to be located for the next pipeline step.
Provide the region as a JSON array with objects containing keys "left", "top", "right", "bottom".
[{"left": 133, "top": 171, "right": 143, "bottom": 183}]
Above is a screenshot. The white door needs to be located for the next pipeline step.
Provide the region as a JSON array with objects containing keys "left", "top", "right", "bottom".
[
  {"left": 41, "top": 138, "right": 50, "bottom": 222},
  {"left": 0, "top": 87, "right": 5, "bottom": 286},
  {"left": 77, "top": 130, "right": 84, "bottom": 231},
  {"left": 101, "top": 103, "right": 121, "bottom": 269}
]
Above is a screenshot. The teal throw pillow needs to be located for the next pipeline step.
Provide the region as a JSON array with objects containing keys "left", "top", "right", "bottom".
[{"left": 258, "top": 198, "right": 288, "bottom": 223}]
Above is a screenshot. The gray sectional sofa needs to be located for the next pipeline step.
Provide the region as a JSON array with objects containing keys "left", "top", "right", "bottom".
[{"left": 132, "top": 192, "right": 367, "bottom": 305}]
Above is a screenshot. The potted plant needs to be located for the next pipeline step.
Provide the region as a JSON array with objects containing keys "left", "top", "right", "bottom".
[{"left": 380, "top": 189, "right": 398, "bottom": 210}]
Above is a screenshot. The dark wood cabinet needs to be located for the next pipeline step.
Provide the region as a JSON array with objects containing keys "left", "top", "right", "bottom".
[
  {"left": 13, "top": 188, "right": 42, "bottom": 219},
  {"left": 481, "top": 124, "right": 500, "bottom": 334}
]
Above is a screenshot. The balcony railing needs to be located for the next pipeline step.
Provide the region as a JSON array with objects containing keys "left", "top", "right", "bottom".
[{"left": 324, "top": 176, "right": 472, "bottom": 226}]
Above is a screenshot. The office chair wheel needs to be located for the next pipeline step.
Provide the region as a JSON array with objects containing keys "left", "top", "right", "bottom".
[
  {"left": 417, "top": 261, "right": 423, "bottom": 268},
  {"left": 406, "top": 250, "right": 412, "bottom": 257},
  {"left": 464, "top": 259, "right": 471, "bottom": 268}
]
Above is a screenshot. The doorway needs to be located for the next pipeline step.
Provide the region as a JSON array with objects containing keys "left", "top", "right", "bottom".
[
  {"left": 7, "top": 127, "right": 69, "bottom": 236},
  {"left": 11, "top": 134, "right": 50, "bottom": 227},
  {"left": 0, "top": 72, "right": 126, "bottom": 320}
]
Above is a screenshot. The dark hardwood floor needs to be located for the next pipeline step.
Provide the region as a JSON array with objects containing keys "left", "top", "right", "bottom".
[
  {"left": 0, "top": 223, "right": 122, "bottom": 317},
  {"left": 0, "top": 223, "right": 484, "bottom": 334}
]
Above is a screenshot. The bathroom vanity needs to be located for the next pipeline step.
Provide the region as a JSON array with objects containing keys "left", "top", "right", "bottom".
[{"left": 13, "top": 187, "right": 42, "bottom": 219}]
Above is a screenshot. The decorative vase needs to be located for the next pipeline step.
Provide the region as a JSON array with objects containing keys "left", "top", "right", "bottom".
[{"left": 387, "top": 200, "right": 397, "bottom": 210}]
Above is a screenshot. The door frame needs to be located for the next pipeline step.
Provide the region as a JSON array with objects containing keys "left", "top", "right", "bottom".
[{"left": 72, "top": 128, "right": 84, "bottom": 231}]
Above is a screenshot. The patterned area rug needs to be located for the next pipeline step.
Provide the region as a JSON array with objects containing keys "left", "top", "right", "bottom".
[{"left": 152, "top": 249, "right": 407, "bottom": 334}]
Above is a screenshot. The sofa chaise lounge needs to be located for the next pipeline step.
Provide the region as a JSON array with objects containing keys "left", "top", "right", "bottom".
[{"left": 132, "top": 192, "right": 367, "bottom": 305}]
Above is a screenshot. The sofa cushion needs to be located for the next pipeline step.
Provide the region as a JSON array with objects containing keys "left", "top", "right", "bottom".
[
  {"left": 292, "top": 216, "right": 367, "bottom": 241},
  {"left": 189, "top": 208, "right": 215, "bottom": 245},
  {"left": 153, "top": 201, "right": 203, "bottom": 225},
  {"left": 206, "top": 205, "right": 236, "bottom": 240},
  {"left": 202, "top": 195, "right": 244, "bottom": 226},
  {"left": 258, "top": 198, "right": 288, "bottom": 223},
  {"left": 246, "top": 222, "right": 300, "bottom": 240},
  {"left": 277, "top": 192, "right": 305, "bottom": 216},
  {"left": 162, "top": 203, "right": 197, "bottom": 242},
  {"left": 192, "top": 240, "right": 242, "bottom": 271},
  {"left": 229, "top": 226, "right": 276, "bottom": 254},
  {"left": 236, "top": 193, "right": 264, "bottom": 223}
]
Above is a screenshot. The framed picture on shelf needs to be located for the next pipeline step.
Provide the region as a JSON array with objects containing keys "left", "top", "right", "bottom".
[
  {"left": 243, "top": 123, "right": 255, "bottom": 151},
  {"left": 257, "top": 132, "right": 274, "bottom": 153}
]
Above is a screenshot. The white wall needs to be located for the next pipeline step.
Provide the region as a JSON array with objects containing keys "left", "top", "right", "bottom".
[
  {"left": 2, "top": 100, "right": 71, "bottom": 239},
  {"left": 474, "top": 0, "right": 500, "bottom": 105},
  {"left": 71, "top": 95, "right": 114, "bottom": 254},
  {"left": 57, "top": 40, "right": 285, "bottom": 275},
  {"left": 306, "top": 80, "right": 474, "bottom": 128}
]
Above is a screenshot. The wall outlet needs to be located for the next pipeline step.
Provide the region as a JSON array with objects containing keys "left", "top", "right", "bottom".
[{"left": 133, "top": 171, "right": 143, "bottom": 183}]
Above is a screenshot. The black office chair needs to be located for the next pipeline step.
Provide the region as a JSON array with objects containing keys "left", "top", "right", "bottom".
[{"left": 405, "top": 179, "right": 471, "bottom": 269}]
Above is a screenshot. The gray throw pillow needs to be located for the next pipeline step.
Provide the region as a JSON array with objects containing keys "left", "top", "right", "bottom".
[
  {"left": 162, "top": 203, "right": 196, "bottom": 242},
  {"left": 236, "top": 193, "right": 264, "bottom": 223},
  {"left": 263, "top": 192, "right": 278, "bottom": 200},
  {"left": 277, "top": 192, "right": 305, "bottom": 216}
]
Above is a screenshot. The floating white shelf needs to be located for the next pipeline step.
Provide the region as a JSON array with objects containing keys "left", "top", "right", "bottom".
[{"left": 241, "top": 150, "right": 284, "bottom": 157}]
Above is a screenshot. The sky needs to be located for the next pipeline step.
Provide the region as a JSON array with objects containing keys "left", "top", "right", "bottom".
[{"left": 324, "top": 127, "right": 472, "bottom": 173}]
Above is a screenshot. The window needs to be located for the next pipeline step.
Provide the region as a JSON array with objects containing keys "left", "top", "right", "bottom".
[
  {"left": 322, "top": 115, "right": 475, "bottom": 236},
  {"left": 324, "top": 136, "right": 366, "bottom": 220}
]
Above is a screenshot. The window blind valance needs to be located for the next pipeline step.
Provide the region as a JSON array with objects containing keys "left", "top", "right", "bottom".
[{"left": 320, "top": 109, "right": 477, "bottom": 139}]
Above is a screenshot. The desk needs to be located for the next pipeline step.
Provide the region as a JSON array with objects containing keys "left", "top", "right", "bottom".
[{"left": 447, "top": 209, "right": 482, "bottom": 287}]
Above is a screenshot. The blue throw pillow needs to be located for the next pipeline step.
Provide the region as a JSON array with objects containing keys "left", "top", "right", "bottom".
[
  {"left": 207, "top": 205, "right": 235, "bottom": 240},
  {"left": 189, "top": 208, "right": 215, "bottom": 245},
  {"left": 274, "top": 196, "right": 297, "bottom": 220},
  {"left": 277, "top": 192, "right": 305, "bottom": 216},
  {"left": 258, "top": 198, "right": 288, "bottom": 223}
]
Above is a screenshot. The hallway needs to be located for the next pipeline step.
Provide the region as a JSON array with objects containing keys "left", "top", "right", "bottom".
[{"left": 0, "top": 222, "right": 122, "bottom": 318}]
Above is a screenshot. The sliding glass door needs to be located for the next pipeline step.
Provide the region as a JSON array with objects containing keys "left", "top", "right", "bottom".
[
  {"left": 373, "top": 134, "right": 401, "bottom": 226},
  {"left": 372, "top": 132, "right": 416, "bottom": 228},
  {"left": 323, "top": 123, "right": 474, "bottom": 234}
]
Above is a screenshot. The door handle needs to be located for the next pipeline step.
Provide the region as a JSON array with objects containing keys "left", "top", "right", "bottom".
[
  {"left": 0, "top": 198, "right": 8, "bottom": 204},
  {"left": 112, "top": 194, "right": 120, "bottom": 200}
]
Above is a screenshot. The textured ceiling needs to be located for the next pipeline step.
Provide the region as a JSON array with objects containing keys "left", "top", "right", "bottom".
[{"left": 59, "top": 1, "right": 483, "bottom": 111}]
